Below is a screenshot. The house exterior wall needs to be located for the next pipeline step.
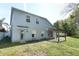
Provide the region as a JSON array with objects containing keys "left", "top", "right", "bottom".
[
  {"left": 4, "top": 31, "right": 10, "bottom": 37},
  {"left": 11, "top": 8, "right": 55, "bottom": 42}
]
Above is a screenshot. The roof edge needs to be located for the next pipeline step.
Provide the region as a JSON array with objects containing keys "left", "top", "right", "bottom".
[
  {"left": 10, "top": 7, "right": 53, "bottom": 27},
  {"left": 11, "top": 7, "right": 47, "bottom": 20}
]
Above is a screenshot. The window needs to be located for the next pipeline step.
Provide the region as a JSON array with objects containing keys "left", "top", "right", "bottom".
[
  {"left": 32, "top": 34, "right": 34, "bottom": 37},
  {"left": 41, "top": 34, "right": 44, "bottom": 37},
  {"left": 36, "top": 19, "right": 39, "bottom": 24},
  {"left": 26, "top": 15, "right": 30, "bottom": 22},
  {"left": 41, "top": 31, "right": 44, "bottom": 37}
]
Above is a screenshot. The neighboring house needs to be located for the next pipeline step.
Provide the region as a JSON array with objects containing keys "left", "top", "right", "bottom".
[
  {"left": 0, "top": 19, "right": 6, "bottom": 40},
  {"left": 0, "top": 28, "right": 10, "bottom": 40},
  {"left": 10, "top": 7, "right": 56, "bottom": 43},
  {"left": 0, "top": 27, "right": 6, "bottom": 40}
]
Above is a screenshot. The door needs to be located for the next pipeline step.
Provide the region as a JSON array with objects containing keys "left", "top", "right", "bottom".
[{"left": 20, "top": 30, "right": 24, "bottom": 40}]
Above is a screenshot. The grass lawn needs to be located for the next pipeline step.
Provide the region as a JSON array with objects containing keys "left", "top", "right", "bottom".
[{"left": 0, "top": 37, "right": 79, "bottom": 56}]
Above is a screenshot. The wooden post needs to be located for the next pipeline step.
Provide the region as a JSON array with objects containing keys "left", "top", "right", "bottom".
[
  {"left": 55, "top": 30, "right": 57, "bottom": 40},
  {"left": 65, "top": 32, "right": 66, "bottom": 41},
  {"left": 57, "top": 30, "right": 60, "bottom": 43}
]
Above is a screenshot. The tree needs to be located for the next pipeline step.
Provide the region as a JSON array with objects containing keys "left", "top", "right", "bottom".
[
  {"left": 0, "top": 18, "right": 10, "bottom": 31},
  {"left": 54, "top": 3, "right": 79, "bottom": 39},
  {"left": 61, "top": 3, "right": 78, "bottom": 16},
  {"left": 54, "top": 21, "right": 60, "bottom": 43},
  {"left": 54, "top": 11, "right": 77, "bottom": 36},
  {"left": 66, "top": 13, "right": 77, "bottom": 36},
  {"left": 3, "top": 23, "right": 10, "bottom": 31},
  {"left": 62, "top": 21, "right": 68, "bottom": 41}
]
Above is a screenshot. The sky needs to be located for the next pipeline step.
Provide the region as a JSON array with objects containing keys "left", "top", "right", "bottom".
[{"left": 0, "top": 3, "right": 68, "bottom": 25}]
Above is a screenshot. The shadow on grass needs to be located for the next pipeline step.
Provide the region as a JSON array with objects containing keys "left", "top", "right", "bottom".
[
  {"left": 49, "top": 40, "right": 66, "bottom": 43},
  {"left": 48, "top": 37, "right": 66, "bottom": 43},
  {"left": 0, "top": 36, "right": 66, "bottom": 49},
  {"left": 0, "top": 38, "right": 53, "bottom": 49},
  {"left": 71, "top": 36, "right": 79, "bottom": 39}
]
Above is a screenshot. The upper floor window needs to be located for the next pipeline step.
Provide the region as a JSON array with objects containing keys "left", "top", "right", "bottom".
[
  {"left": 36, "top": 19, "right": 39, "bottom": 24},
  {"left": 26, "top": 15, "right": 30, "bottom": 22}
]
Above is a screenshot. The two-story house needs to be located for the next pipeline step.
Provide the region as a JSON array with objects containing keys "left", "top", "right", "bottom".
[{"left": 10, "top": 7, "right": 56, "bottom": 43}]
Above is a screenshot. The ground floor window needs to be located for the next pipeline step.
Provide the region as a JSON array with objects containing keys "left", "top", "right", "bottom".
[
  {"left": 41, "top": 31, "right": 44, "bottom": 37},
  {"left": 41, "top": 34, "right": 44, "bottom": 37},
  {"left": 32, "top": 34, "right": 34, "bottom": 37}
]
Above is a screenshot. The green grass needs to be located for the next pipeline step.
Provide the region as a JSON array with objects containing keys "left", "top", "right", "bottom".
[{"left": 0, "top": 37, "right": 79, "bottom": 56}]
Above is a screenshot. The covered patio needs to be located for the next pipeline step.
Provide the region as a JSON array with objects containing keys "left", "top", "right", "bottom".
[{"left": 48, "top": 28, "right": 67, "bottom": 42}]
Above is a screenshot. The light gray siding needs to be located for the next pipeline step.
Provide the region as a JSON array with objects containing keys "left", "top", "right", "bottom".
[{"left": 11, "top": 7, "right": 54, "bottom": 42}]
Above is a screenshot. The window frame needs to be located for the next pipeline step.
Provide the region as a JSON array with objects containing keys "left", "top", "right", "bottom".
[
  {"left": 26, "top": 15, "right": 30, "bottom": 22},
  {"left": 41, "top": 33, "right": 44, "bottom": 37},
  {"left": 36, "top": 18, "right": 39, "bottom": 24},
  {"left": 32, "top": 34, "right": 35, "bottom": 37}
]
